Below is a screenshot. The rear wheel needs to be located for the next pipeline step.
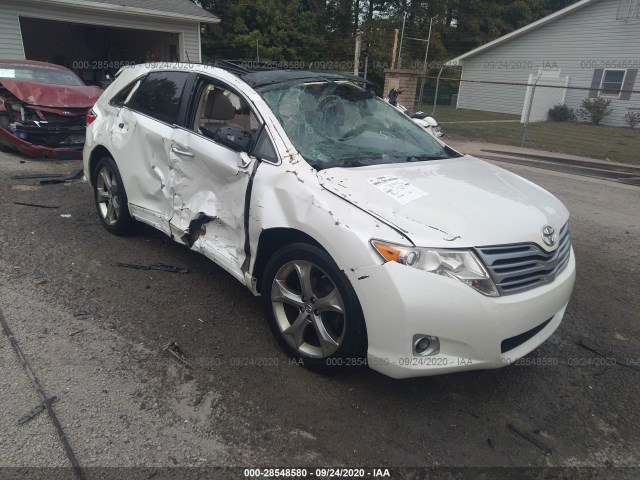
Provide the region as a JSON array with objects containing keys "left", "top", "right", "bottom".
[
  {"left": 93, "top": 156, "right": 134, "bottom": 235},
  {"left": 262, "top": 243, "right": 367, "bottom": 371}
]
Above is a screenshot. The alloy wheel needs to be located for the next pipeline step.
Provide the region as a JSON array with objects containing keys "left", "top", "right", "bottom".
[
  {"left": 95, "top": 165, "right": 121, "bottom": 226},
  {"left": 270, "top": 260, "right": 346, "bottom": 358}
]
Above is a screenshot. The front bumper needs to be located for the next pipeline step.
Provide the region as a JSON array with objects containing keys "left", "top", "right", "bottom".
[
  {"left": 0, "top": 126, "right": 84, "bottom": 159},
  {"left": 346, "top": 248, "right": 576, "bottom": 379}
]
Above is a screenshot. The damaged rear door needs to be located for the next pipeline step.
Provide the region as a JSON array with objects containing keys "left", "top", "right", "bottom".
[
  {"left": 167, "top": 75, "right": 267, "bottom": 281},
  {"left": 113, "top": 71, "right": 193, "bottom": 234}
]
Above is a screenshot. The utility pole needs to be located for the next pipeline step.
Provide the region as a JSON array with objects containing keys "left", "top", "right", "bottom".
[
  {"left": 397, "top": 12, "right": 407, "bottom": 69},
  {"left": 364, "top": 55, "right": 369, "bottom": 81},
  {"left": 391, "top": 29, "right": 399, "bottom": 69},
  {"left": 353, "top": 30, "right": 362, "bottom": 76},
  {"left": 256, "top": 40, "right": 260, "bottom": 62}
]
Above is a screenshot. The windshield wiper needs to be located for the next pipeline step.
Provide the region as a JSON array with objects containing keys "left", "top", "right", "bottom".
[
  {"left": 409, "top": 155, "right": 447, "bottom": 161},
  {"left": 405, "top": 147, "right": 463, "bottom": 162},
  {"left": 314, "top": 159, "right": 372, "bottom": 171}
]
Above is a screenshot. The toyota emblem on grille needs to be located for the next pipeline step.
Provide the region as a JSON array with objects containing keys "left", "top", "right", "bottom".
[{"left": 542, "top": 225, "right": 557, "bottom": 247}]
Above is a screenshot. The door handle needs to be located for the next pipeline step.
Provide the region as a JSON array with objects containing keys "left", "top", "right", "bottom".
[{"left": 171, "top": 146, "right": 194, "bottom": 157}]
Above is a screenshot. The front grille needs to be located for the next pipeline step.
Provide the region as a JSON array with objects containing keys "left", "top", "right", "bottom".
[{"left": 475, "top": 223, "right": 571, "bottom": 295}]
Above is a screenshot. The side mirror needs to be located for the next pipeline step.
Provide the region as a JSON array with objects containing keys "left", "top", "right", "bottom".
[{"left": 214, "top": 126, "right": 253, "bottom": 153}]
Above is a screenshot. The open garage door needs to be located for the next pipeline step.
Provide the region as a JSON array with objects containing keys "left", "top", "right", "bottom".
[{"left": 19, "top": 17, "right": 181, "bottom": 87}]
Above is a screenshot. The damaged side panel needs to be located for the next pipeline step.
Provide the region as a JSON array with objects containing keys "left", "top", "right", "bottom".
[
  {"left": 112, "top": 108, "right": 174, "bottom": 235},
  {"left": 166, "top": 127, "right": 251, "bottom": 282},
  {"left": 246, "top": 159, "right": 411, "bottom": 278}
]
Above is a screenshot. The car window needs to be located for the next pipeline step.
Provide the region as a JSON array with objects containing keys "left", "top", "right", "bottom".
[
  {"left": 253, "top": 128, "right": 278, "bottom": 163},
  {"left": 130, "top": 71, "right": 189, "bottom": 125},
  {"left": 191, "top": 81, "right": 260, "bottom": 142},
  {"left": 110, "top": 79, "right": 141, "bottom": 107}
]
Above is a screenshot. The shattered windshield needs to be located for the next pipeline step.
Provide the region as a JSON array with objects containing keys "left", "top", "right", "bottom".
[{"left": 256, "top": 80, "right": 460, "bottom": 170}]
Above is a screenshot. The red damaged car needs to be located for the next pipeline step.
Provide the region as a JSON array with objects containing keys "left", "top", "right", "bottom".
[{"left": 0, "top": 60, "right": 102, "bottom": 159}]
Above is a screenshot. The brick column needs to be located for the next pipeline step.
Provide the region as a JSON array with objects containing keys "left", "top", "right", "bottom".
[{"left": 383, "top": 69, "right": 421, "bottom": 110}]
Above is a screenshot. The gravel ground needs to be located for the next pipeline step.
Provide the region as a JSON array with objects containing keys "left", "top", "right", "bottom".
[{"left": 0, "top": 148, "right": 638, "bottom": 477}]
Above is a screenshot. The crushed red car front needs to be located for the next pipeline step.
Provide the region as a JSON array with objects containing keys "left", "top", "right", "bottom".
[{"left": 0, "top": 70, "right": 102, "bottom": 159}]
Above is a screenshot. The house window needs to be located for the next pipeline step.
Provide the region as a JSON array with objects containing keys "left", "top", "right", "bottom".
[{"left": 600, "top": 69, "right": 626, "bottom": 97}]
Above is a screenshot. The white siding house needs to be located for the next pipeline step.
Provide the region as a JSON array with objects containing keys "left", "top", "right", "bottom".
[
  {"left": 447, "top": 0, "right": 640, "bottom": 127},
  {"left": 0, "top": 0, "right": 219, "bottom": 85}
]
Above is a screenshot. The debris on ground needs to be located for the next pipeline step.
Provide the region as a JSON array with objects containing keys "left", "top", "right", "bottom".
[
  {"left": 163, "top": 341, "right": 192, "bottom": 369},
  {"left": 116, "top": 262, "right": 190, "bottom": 274},
  {"left": 60, "top": 214, "right": 72, "bottom": 218},
  {"left": 69, "top": 329, "right": 86, "bottom": 337},
  {"left": 576, "top": 337, "right": 640, "bottom": 372},
  {"left": 39, "top": 169, "right": 84, "bottom": 185},
  {"left": 10, "top": 173, "right": 62, "bottom": 180},
  {"left": 14, "top": 202, "right": 59, "bottom": 209},
  {"left": 18, "top": 396, "right": 58, "bottom": 425},
  {"left": 33, "top": 279, "right": 48, "bottom": 286},
  {"left": 506, "top": 423, "right": 553, "bottom": 455}
]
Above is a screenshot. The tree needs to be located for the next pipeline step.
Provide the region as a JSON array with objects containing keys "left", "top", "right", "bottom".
[
  {"left": 196, "top": 0, "right": 327, "bottom": 62},
  {"left": 191, "top": 0, "right": 583, "bottom": 91}
]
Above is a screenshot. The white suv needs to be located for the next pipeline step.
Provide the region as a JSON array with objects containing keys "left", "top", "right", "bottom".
[{"left": 83, "top": 62, "right": 575, "bottom": 379}]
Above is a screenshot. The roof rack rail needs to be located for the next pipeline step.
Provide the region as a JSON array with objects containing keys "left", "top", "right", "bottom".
[
  {"left": 212, "top": 60, "right": 374, "bottom": 88},
  {"left": 214, "top": 59, "right": 287, "bottom": 76},
  {"left": 213, "top": 60, "right": 250, "bottom": 76}
]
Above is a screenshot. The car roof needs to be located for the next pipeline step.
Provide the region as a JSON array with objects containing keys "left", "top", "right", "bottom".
[
  {"left": 0, "top": 59, "right": 75, "bottom": 72},
  {"left": 113, "top": 61, "right": 371, "bottom": 92},
  {"left": 213, "top": 60, "right": 371, "bottom": 88}
]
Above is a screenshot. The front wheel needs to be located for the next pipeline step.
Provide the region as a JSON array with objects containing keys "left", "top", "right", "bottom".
[{"left": 262, "top": 243, "right": 367, "bottom": 371}]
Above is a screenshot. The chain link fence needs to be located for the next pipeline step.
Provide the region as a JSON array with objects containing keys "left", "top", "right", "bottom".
[{"left": 413, "top": 70, "right": 640, "bottom": 164}]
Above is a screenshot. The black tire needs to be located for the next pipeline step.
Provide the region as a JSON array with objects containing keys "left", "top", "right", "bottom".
[
  {"left": 92, "top": 156, "right": 134, "bottom": 235},
  {"left": 262, "top": 243, "right": 367, "bottom": 371}
]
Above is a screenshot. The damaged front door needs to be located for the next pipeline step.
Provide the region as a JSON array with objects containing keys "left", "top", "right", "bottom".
[{"left": 167, "top": 78, "right": 262, "bottom": 281}]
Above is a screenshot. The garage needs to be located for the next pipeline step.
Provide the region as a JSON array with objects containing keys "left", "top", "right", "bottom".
[
  {"left": 20, "top": 18, "right": 182, "bottom": 87},
  {"left": 0, "top": 0, "right": 219, "bottom": 86}
]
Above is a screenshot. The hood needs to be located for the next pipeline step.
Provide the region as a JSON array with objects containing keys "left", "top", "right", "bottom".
[
  {"left": 317, "top": 155, "right": 569, "bottom": 251},
  {"left": 0, "top": 80, "right": 102, "bottom": 108}
]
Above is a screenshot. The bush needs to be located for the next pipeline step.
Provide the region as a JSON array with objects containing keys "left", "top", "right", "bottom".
[
  {"left": 624, "top": 111, "right": 640, "bottom": 129},
  {"left": 548, "top": 104, "right": 575, "bottom": 122},
  {"left": 577, "top": 97, "right": 612, "bottom": 125}
]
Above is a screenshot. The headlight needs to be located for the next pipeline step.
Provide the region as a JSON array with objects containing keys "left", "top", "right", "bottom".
[{"left": 371, "top": 239, "right": 499, "bottom": 297}]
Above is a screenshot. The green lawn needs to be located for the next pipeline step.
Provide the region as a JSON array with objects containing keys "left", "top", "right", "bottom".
[
  {"left": 422, "top": 105, "right": 520, "bottom": 123},
  {"left": 421, "top": 106, "right": 640, "bottom": 165}
]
